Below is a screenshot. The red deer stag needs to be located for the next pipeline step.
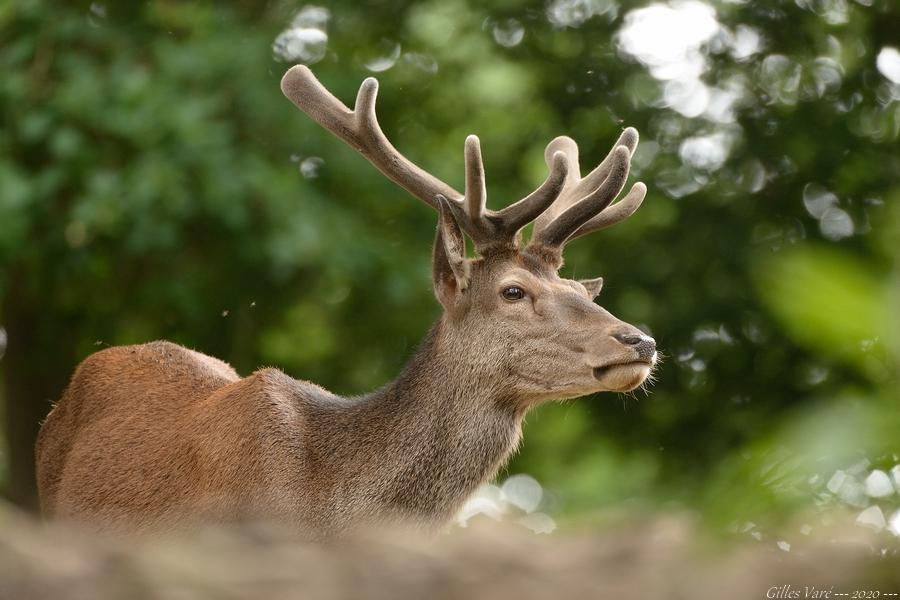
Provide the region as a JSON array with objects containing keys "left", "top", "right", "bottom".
[{"left": 35, "top": 66, "right": 657, "bottom": 536}]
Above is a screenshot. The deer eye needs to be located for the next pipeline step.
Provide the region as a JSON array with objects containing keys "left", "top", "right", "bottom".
[{"left": 501, "top": 286, "right": 526, "bottom": 301}]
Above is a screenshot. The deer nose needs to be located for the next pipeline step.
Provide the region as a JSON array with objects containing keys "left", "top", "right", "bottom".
[{"left": 612, "top": 332, "right": 657, "bottom": 362}]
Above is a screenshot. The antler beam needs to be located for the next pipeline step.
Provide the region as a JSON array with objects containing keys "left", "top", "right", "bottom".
[{"left": 281, "top": 65, "right": 460, "bottom": 209}]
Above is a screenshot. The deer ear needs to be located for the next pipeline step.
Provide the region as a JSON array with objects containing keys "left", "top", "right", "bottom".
[
  {"left": 433, "top": 196, "right": 470, "bottom": 310},
  {"left": 579, "top": 276, "right": 604, "bottom": 299}
]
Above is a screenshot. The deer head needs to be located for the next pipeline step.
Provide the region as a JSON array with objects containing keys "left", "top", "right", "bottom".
[{"left": 281, "top": 66, "right": 657, "bottom": 406}]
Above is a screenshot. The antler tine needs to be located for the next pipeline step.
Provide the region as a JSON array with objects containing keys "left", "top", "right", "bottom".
[
  {"left": 353, "top": 77, "right": 379, "bottom": 129},
  {"left": 569, "top": 182, "right": 647, "bottom": 240},
  {"left": 495, "top": 151, "right": 569, "bottom": 232},
  {"left": 464, "top": 135, "right": 486, "bottom": 220},
  {"left": 532, "top": 129, "right": 638, "bottom": 238},
  {"left": 571, "top": 127, "right": 639, "bottom": 201},
  {"left": 529, "top": 128, "right": 644, "bottom": 250},
  {"left": 530, "top": 136, "right": 580, "bottom": 237},
  {"left": 533, "top": 146, "right": 631, "bottom": 247},
  {"left": 280, "top": 65, "right": 461, "bottom": 209},
  {"left": 444, "top": 145, "right": 569, "bottom": 253}
]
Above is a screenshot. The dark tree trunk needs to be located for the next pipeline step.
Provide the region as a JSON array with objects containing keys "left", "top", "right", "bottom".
[{"left": 2, "top": 269, "right": 73, "bottom": 510}]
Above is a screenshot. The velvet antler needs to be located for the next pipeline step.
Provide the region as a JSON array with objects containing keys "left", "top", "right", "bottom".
[
  {"left": 281, "top": 66, "right": 646, "bottom": 257},
  {"left": 280, "top": 65, "right": 458, "bottom": 209},
  {"left": 529, "top": 130, "right": 647, "bottom": 250}
]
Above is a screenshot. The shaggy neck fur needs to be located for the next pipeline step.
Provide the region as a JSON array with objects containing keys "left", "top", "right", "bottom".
[{"left": 311, "top": 319, "right": 524, "bottom": 532}]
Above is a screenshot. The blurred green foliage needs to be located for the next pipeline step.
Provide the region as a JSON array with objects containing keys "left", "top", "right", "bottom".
[{"left": 1, "top": 0, "right": 898, "bottom": 531}]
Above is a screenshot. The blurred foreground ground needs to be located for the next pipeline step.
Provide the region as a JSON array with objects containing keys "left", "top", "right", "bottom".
[{"left": 2, "top": 501, "right": 898, "bottom": 600}]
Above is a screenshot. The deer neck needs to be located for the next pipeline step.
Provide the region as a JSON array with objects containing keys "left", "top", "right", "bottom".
[{"left": 329, "top": 319, "right": 524, "bottom": 528}]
